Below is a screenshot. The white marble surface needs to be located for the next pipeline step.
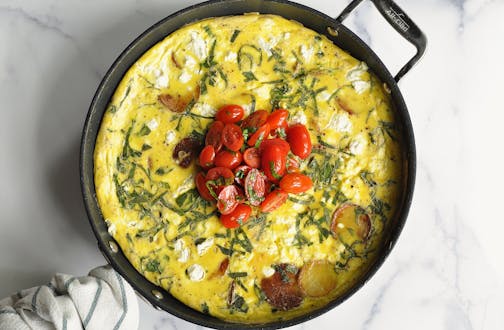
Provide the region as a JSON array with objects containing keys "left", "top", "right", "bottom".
[{"left": 1, "top": 0, "right": 503, "bottom": 329}]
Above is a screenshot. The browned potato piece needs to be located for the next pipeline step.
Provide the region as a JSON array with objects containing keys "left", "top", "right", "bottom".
[
  {"left": 298, "top": 260, "right": 338, "bottom": 297},
  {"left": 331, "top": 203, "right": 371, "bottom": 241},
  {"left": 260, "top": 264, "right": 303, "bottom": 310}
]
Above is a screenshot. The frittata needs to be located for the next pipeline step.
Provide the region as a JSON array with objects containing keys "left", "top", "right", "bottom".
[{"left": 94, "top": 14, "right": 403, "bottom": 323}]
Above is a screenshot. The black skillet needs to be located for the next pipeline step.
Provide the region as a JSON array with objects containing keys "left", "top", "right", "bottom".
[{"left": 80, "top": 0, "right": 426, "bottom": 328}]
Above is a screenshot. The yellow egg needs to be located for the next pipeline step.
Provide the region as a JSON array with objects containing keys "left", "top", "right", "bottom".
[{"left": 94, "top": 14, "right": 403, "bottom": 323}]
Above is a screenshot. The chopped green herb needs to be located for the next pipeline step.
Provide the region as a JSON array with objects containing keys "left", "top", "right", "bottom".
[
  {"left": 230, "top": 29, "right": 241, "bottom": 43},
  {"left": 242, "top": 71, "right": 258, "bottom": 82},
  {"left": 228, "top": 272, "right": 248, "bottom": 279}
]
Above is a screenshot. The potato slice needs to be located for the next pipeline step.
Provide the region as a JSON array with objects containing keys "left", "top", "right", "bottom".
[
  {"left": 330, "top": 203, "right": 371, "bottom": 241},
  {"left": 298, "top": 260, "right": 338, "bottom": 297},
  {"left": 260, "top": 264, "right": 303, "bottom": 310}
]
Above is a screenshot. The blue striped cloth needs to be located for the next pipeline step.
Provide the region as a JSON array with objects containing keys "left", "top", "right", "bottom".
[{"left": 0, "top": 265, "right": 138, "bottom": 330}]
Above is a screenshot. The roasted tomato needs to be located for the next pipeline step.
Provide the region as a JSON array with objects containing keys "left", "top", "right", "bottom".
[
  {"left": 205, "top": 121, "right": 224, "bottom": 152},
  {"left": 241, "top": 110, "right": 268, "bottom": 131},
  {"left": 195, "top": 172, "right": 214, "bottom": 201},
  {"left": 279, "top": 173, "right": 313, "bottom": 194},
  {"left": 261, "top": 145, "right": 286, "bottom": 182},
  {"left": 234, "top": 165, "right": 252, "bottom": 186},
  {"left": 243, "top": 148, "right": 261, "bottom": 168},
  {"left": 244, "top": 169, "right": 267, "bottom": 206},
  {"left": 173, "top": 136, "right": 202, "bottom": 168},
  {"left": 220, "top": 204, "right": 252, "bottom": 228},
  {"left": 216, "top": 185, "right": 242, "bottom": 215},
  {"left": 199, "top": 145, "right": 215, "bottom": 169},
  {"left": 298, "top": 260, "right": 338, "bottom": 297},
  {"left": 216, "top": 104, "right": 245, "bottom": 123},
  {"left": 331, "top": 203, "right": 372, "bottom": 241},
  {"left": 266, "top": 109, "right": 289, "bottom": 131},
  {"left": 222, "top": 123, "right": 244, "bottom": 152},
  {"left": 260, "top": 189, "right": 288, "bottom": 213},
  {"left": 214, "top": 150, "right": 243, "bottom": 170},
  {"left": 260, "top": 264, "right": 303, "bottom": 310},
  {"left": 247, "top": 123, "right": 270, "bottom": 147},
  {"left": 286, "top": 123, "right": 312, "bottom": 159},
  {"left": 286, "top": 154, "right": 301, "bottom": 173}
]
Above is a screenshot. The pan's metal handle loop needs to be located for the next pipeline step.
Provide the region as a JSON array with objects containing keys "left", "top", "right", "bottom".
[{"left": 336, "top": 0, "right": 427, "bottom": 82}]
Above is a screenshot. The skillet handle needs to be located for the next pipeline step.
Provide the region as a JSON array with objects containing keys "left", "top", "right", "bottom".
[{"left": 336, "top": 0, "right": 427, "bottom": 82}]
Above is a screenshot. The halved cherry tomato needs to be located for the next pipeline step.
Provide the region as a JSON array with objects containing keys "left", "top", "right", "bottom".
[
  {"left": 241, "top": 110, "right": 268, "bottom": 131},
  {"left": 261, "top": 145, "right": 287, "bottom": 183},
  {"left": 244, "top": 169, "right": 267, "bottom": 206},
  {"left": 279, "top": 173, "right": 313, "bottom": 194},
  {"left": 217, "top": 185, "right": 241, "bottom": 215},
  {"left": 205, "top": 121, "right": 224, "bottom": 152},
  {"left": 259, "top": 138, "right": 290, "bottom": 155},
  {"left": 216, "top": 104, "right": 245, "bottom": 124},
  {"left": 260, "top": 189, "right": 288, "bottom": 213},
  {"left": 195, "top": 172, "right": 214, "bottom": 201},
  {"left": 266, "top": 109, "right": 289, "bottom": 131},
  {"left": 220, "top": 204, "right": 252, "bottom": 228},
  {"left": 199, "top": 145, "right": 215, "bottom": 169},
  {"left": 206, "top": 166, "right": 234, "bottom": 183},
  {"left": 222, "top": 123, "right": 244, "bottom": 151},
  {"left": 286, "top": 154, "right": 301, "bottom": 173},
  {"left": 214, "top": 150, "right": 242, "bottom": 169},
  {"left": 247, "top": 123, "right": 270, "bottom": 147},
  {"left": 234, "top": 165, "right": 252, "bottom": 186},
  {"left": 286, "top": 124, "right": 312, "bottom": 159},
  {"left": 243, "top": 148, "right": 261, "bottom": 168}
]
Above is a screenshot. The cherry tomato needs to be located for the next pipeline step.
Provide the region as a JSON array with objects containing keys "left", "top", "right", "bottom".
[
  {"left": 286, "top": 124, "right": 312, "bottom": 159},
  {"left": 199, "top": 145, "right": 215, "bottom": 169},
  {"left": 195, "top": 172, "right": 214, "bottom": 201},
  {"left": 260, "top": 189, "right": 288, "bottom": 213},
  {"left": 206, "top": 166, "right": 234, "bottom": 184},
  {"left": 214, "top": 150, "right": 242, "bottom": 169},
  {"left": 241, "top": 110, "right": 269, "bottom": 131},
  {"left": 205, "top": 121, "right": 224, "bottom": 152},
  {"left": 279, "top": 173, "right": 313, "bottom": 194},
  {"left": 222, "top": 123, "right": 244, "bottom": 152},
  {"left": 234, "top": 165, "right": 252, "bottom": 186},
  {"left": 259, "top": 138, "right": 290, "bottom": 155},
  {"left": 243, "top": 148, "right": 261, "bottom": 168},
  {"left": 220, "top": 204, "right": 252, "bottom": 228},
  {"left": 216, "top": 104, "right": 245, "bottom": 124},
  {"left": 244, "top": 168, "right": 267, "bottom": 206},
  {"left": 217, "top": 185, "right": 241, "bottom": 215},
  {"left": 266, "top": 109, "right": 289, "bottom": 131},
  {"left": 247, "top": 123, "right": 270, "bottom": 147},
  {"left": 261, "top": 145, "right": 287, "bottom": 183}
]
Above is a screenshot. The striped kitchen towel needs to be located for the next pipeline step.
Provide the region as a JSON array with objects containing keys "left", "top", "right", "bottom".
[{"left": 0, "top": 265, "right": 139, "bottom": 330}]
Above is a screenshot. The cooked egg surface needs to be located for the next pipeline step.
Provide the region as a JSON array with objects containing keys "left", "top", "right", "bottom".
[{"left": 94, "top": 14, "right": 403, "bottom": 323}]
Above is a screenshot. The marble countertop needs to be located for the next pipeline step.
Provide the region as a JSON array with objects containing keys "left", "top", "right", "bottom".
[{"left": 1, "top": 0, "right": 502, "bottom": 329}]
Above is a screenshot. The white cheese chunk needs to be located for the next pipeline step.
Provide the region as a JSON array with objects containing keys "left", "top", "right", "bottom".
[
  {"left": 224, "top": 51, "right": 237, "bottom": 62},
  {"left": 187, "top": 264, "right": 205, "bottom": 281},
  {"left": 174, "top": 174, "right": 195, "bottom": 198},
  {"left": 155, "top": 75, "right": 169, "bottom": 88},
  {"left": 352, "top": 80, "right": 371, "bottom": 94},
  {"left": 165, "top": 131, "right": 176, "bottom": 145},
  {"left": 196, "top": 237, "right": 214, "bottom": 256},
  {"left": 326, "top": 113, "right": 352, "bottom": 132},
  {"left": 174, "top": 239, "right": 184, "bottom": 252},
  {"left": 317, "top": 90, "right": 331, "bottom": 101},
  {"left": 283, "top": 32, "right": 291, "bottom": 39},
  {"left": 300, "top": 45, "right": 314, "bottom": 62},
  {"left": 257, "top": 36, "right": 280, "bottom": 56},
  {"left": 184, "top": 55, "right": 197, "bottom": 68},
  {"left": 262, "top": 266, "right": 275, "bottom": 277},
  {"left": 349, "top": 135, "right": 367, "bottom": 155},
  {"left": 107, "top": 223, "right": 116, "bottom": 236},
  {"left": 253, "top": 85, "right": 270, "bottom": 99},
  {"left": 146, "top": 119, "right": 158, "bottom": 131},
  {"left": 178, "top": 247, "right": 190, "bottom": 263},
  {"left": 189, "top": 31, "right": 207, "bottom": 60},
  {"left": 290, "top": 111, "right": 307, "bottom": 125},
  {"left": 192, "top": 103, "right": 217, "bottom": 117},
  {"left": 179, "top": 70, "right": 192, "bottom": 83},
  {"left": 347, "top": 62, "right": 369, "bottom": 81}
]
